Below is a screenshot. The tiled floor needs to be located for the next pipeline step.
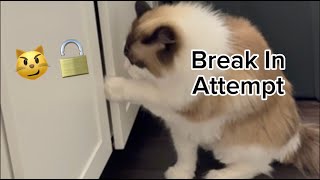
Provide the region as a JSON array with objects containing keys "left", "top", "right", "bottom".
[{"left": 100, "top": 101, "right": 320, "bottom": 179}]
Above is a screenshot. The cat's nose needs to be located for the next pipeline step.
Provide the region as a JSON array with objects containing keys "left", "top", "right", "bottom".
[{"left": 29, "top": 64, "right": 34, "bottom": 68}]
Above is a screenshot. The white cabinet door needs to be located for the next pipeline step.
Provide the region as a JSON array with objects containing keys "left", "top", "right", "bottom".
[
  {"left": 1, "top": 112, "right": 14, "bottom": 179},
  {"left": 1, "top": 2, "right": 112, "bottom": 178},
  {"left": 97, "top": 1, "right": 157, "bottom": 150}
]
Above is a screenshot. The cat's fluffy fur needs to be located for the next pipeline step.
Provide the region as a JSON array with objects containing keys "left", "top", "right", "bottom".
[{"left": 105, "top": 2, "right": 319, "bottom": 179}]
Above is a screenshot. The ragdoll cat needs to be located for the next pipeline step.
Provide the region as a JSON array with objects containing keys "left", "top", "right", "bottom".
[{"left": 104, "top": 1, "right": 319, "bottom": 179}]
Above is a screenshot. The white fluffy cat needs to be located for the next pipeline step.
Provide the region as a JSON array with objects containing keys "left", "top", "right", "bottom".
[{"left": 104, "top": 1, "right": 319, "bottom": 179}]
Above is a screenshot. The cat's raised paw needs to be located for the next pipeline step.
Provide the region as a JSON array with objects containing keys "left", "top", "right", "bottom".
[
  {"left": 164, "top": 166, "right": 194, "bottom": 179},
  {"left": 104, "top": 77, "right": 127, "bottom": 101}
]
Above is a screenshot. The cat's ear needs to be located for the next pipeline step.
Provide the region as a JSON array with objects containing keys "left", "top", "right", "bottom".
[
  {"left": 135, "top": 1, "right": 151, "bottom": 18},
  {"left": 34, "top": 45, "right": 44, "bottom": 54},
  {"left": 16, "top": 49, "right": 25, "bottom": 58}
]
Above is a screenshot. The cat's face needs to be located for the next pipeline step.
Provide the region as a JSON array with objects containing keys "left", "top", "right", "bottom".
[
  {"left": 123, "top": 1, "right": 182, "bottom": 80},
  {"left": 124, "top": 2, "right": 231, "bottom": 82},
  {"left": 16, "top": 45, "right": 48, "bottom": 80}
]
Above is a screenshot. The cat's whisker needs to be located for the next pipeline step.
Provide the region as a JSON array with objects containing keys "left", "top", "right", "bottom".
[
  {"left": 38, "top": 63, "right": 48, "bottom": 67},
  {"left": 16, "top": 67, "right": 26, "bottom": 71}
]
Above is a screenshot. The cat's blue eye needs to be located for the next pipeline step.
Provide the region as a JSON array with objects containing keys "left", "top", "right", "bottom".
[{"left": 23, "top": 59, "right": 28, "bottom": 65}]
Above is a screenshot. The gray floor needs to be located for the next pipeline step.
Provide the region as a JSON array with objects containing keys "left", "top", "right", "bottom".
[{"left": 100, "top": 101, "right": 320, "bottom": 179}]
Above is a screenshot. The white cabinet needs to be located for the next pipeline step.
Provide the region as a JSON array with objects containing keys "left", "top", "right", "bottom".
[
  {"left": 1, "top": 2, "right": 112, "bottom": 179},
  {"left": 97, "top": 1, "right": 141, "bottom": 150},
  {"left": 97, "top": 1, "right": 157, "bottom": 150},
  {"left": 1, "top": 1, "right": 158, "bottom": 178},
  {"left": 1, "top": 113, "right": 14, "bottom": 179}
]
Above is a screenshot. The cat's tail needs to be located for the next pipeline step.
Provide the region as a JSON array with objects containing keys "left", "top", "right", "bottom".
[{"left": 286, "top": 123, "right": 319, "bottom": 177}]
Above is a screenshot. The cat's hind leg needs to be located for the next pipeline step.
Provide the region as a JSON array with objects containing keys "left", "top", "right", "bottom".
[{"left": 205, "top": 145, "right": 275, "bottom": 179}]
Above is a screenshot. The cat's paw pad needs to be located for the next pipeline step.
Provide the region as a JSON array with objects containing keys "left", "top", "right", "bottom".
[
  {"left": 164, "top": 166, "right": 194, "bottom": 179},
  {"left": 104, "top": 77, "right": 127, "bottom": 101}
]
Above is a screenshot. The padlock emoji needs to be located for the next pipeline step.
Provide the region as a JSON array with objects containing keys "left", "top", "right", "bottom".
[{"left": 60, "top": 39, "right": 89, "bottom": 78}]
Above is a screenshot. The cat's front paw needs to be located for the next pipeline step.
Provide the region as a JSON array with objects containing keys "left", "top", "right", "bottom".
[
  {"left": 104, "top": 77, "right": 127, "bottom": 101},
  {"left": 165, "top": 165, "right": 194, "bottom": 179},
  {"left": 205, "top": 169, "right": 253, "bottom": 179},
  {"left": 205, "top": 169, "right": 228, "bottom": 179}
]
